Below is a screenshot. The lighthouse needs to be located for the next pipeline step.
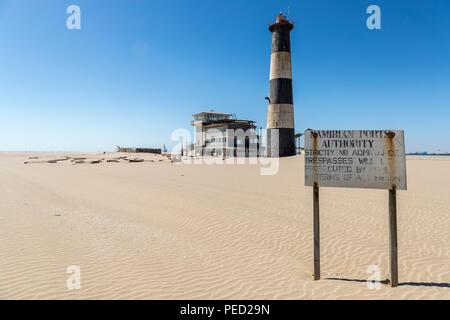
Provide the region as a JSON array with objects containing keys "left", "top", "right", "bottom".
[{"left": 266, "top": 13, "right": 296, "bottom": 157}]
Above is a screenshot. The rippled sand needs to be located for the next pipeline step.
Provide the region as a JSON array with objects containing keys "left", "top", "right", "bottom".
[{"left": 0, "top": 152, "right": 448, "bottom": 299}]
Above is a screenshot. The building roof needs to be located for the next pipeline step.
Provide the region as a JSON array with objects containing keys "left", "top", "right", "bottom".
[
  {"left": 192, "top": 111, "right": 233, "bottom": 117},
  {"left": 202, "top": 119, "right": 256, "bottom": 127}
]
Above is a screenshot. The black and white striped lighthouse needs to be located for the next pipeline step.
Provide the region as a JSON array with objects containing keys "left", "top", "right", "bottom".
[{"left": 266, "top": 13, "right": 296, "bottom": 157}]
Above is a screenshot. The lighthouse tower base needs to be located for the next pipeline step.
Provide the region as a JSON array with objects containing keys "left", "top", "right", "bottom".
[{"left": 267, "top": 128, "right": 296, "bottom": 157}]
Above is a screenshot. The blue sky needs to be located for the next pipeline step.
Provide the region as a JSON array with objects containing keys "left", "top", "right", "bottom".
[{"left": 0, "top": 0, "right": 449, "bottom": 152}]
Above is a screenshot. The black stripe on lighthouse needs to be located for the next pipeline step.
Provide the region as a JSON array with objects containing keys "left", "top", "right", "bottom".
[
  {"left": 270, "top": 22, "right": 293, "bottom": 53},
  {"left": 269, "top": 78, "right": 293, "bottom": 105}
]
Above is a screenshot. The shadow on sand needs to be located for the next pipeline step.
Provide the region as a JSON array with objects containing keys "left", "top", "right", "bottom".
[{"left": 325, "top": 278, "right": 450, "bottom": 288}]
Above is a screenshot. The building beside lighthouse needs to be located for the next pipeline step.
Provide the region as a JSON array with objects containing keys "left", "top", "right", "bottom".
[
  {"left": 191, "top": 111, "right": 258, "bottom": 157},
  {"left": 266, "top": 13, "right": 296, "bottom": 157}
]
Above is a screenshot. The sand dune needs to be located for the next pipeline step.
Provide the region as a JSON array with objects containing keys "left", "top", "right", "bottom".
[{"left": 0, "top": 152, "right": 448, "bottom": 299}]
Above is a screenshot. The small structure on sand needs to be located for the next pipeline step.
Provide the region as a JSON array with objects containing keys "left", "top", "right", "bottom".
[{"left": 116, "top": 146, "right": 161, "bottom": 154}]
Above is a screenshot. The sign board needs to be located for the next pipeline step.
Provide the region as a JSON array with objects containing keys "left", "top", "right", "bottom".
[{"left": 304, "top": 130, "right": 407, "bottom": 190}]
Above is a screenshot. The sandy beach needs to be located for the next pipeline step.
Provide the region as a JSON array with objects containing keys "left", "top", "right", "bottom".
[{"left": 0, "top": 152, "right": 448, "bottom": 300}]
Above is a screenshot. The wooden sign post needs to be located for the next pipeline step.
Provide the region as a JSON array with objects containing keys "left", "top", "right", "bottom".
[
  {"left": 313, "top": 183, "right": 320, "bottom": 281},
  {"left": 389, "top": 187, "right": 399, "bottom": 287},
  {"left": 304, "top": 130, "right": 407, "bottom": 287}
]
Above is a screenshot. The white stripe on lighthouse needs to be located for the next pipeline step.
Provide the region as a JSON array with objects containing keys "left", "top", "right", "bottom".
[
  {"left": 267, "top": 104, "right": 294, "bottom": 129},
  {"left": 270, "top": 52, "right": 292, "bottom": 80}
]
